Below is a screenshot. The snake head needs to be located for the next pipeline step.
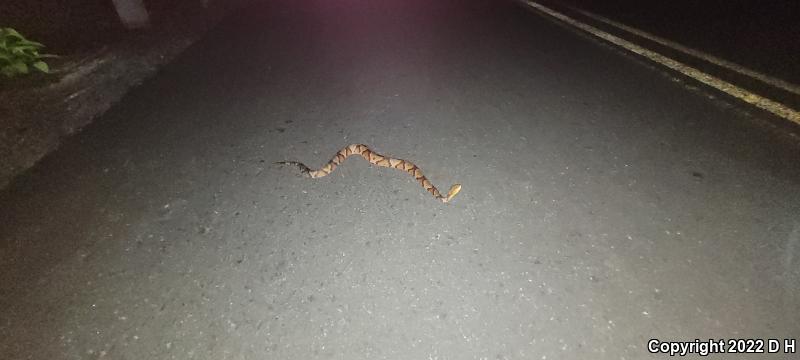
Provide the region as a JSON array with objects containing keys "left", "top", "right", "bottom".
[{"left": 444, "top": 184, "right": 462, "bottom": 203}]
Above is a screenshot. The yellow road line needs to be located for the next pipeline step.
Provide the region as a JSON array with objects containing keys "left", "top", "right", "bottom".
[
  {"left": 568, "top": 5, "right": 800, "bottom": 97},
  {"left": 521, "top": 0, "right": 800, "bottom": 126}
]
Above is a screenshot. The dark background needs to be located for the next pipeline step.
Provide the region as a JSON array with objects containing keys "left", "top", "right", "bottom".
[
  {"left": 559, "top": 0, "right": 800, "bottom": 83},
  {"left": 3, "top": 0, "right": 798, "bottom": 83},
  {"left": 0, "top": 0, "right": 209, "bottom": 53}
]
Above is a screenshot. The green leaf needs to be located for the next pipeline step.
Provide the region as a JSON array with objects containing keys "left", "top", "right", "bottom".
[
  {"left": 1, "top": 65, "right": 17, "bottom": 77},
  {"left": 11, "top": 61, "right": 28, "bottom": 74},
  {"left": 11, "top": 47, "right": 37, "bottom": 56},
  {"left": 15, "top": 39, "right": 44, "bottom": 48},
  {"left": 2, "top": 28, "right": 22, "bottom": 38},
  {"left": 2, "top": 36, "right": 24, "bottom": 44},
  {"left": 32, "top": 61, "right": 49, "bottom": 73},
  {"left": 10, "top": 44, "right": 39, "bottom": 51},
  {"left": 0, "top": 28, "right": 55, "bottom": 78}
]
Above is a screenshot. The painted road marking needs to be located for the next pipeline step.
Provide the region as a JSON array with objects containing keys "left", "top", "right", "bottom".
[
  {"left": 568, "top": 5, "right": 800, "bottom": 97},
  {"left": 520, "top": 0, "right": 800, "bottom": 126}
]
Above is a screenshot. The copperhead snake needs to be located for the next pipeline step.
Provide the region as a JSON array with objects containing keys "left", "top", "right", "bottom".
[{"left": 277, "top": 144, "right": 462, "bottom": 203}]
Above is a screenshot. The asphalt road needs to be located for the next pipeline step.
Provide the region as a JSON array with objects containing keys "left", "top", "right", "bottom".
[
  {"left": 560, "top": 0, "right": 800, "bottom": 85},
  {"left": 2, "top": 0, "right": 799, "bottom": 359}
]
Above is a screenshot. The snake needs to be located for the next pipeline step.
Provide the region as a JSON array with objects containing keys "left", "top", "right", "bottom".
[{"left": 277, "top": 144, "right": 461, "bottom": 203}]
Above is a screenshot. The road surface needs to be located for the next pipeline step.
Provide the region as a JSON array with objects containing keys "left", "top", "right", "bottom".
[{"left": 2, "top": 0, "right": 799, "bottom": 359}]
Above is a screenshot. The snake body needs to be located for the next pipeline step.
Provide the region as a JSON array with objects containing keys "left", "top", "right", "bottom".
[{"left": 277, "top": 144, "right": 461, "bottom": 203}]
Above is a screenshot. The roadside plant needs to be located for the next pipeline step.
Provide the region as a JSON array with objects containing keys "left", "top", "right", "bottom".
[{"left": 0, "top": 27, "right": 57, "bottom": 78}]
